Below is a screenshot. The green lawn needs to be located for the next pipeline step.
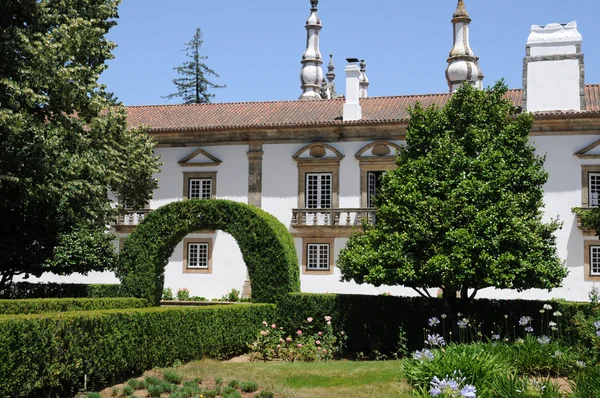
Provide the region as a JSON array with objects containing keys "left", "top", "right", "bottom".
[{"left": 153, "top": 359, "right": 410, "bottom": 398}]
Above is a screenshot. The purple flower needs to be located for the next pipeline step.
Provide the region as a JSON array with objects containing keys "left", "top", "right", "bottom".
[
  {"left": 457, "top": 318, "right": 469, "bottom": 329},
  {"left": 413, "top": 349, "right": 434, "bottom": 361},
  {"left": 519, "top": 316, "right": 532, "bottom": 326},
  {"left": 525, "top": 326, "right": 534, "bottom": 333},
  {"left": 428, "top": 317, "right": 440, "bottom": 327},
  {"left": 425, "top": 333, "right": 446, "bottom": 347},
  {"left": 460, "top": 384, "right": 477, "bottom": 398},
  {"left": 491, "top": 334, "right": 500, "bottom": 341},
  {"left": 429, "top": 372, "right": 475, "bottom": 397},
  {"left": 537, "top": 335, "right": 550, "bottom": 344},
  {"left": 594, "top": 320, "right": 600, "bottom": 330}
]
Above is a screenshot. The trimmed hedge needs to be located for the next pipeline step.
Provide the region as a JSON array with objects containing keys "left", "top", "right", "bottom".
[
  {"left": 276, "top": 293, "right": 587, "bottom": 355},
  {"left": 0, "top": 298, "right": 148, "bottom": 315},
  {"left": 0, "top": 282, "right": 128, "bottom": 299},
  {"left": 117, "top": 199, "right": 300, "bottom": 305},
  {"left": 0, "top": 304, "right": 276, "bottom": 397}
]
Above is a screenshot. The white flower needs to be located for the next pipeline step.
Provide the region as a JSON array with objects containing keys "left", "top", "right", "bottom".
[{"left": 543, "top": 304, "right": 553, "bottom": 310}]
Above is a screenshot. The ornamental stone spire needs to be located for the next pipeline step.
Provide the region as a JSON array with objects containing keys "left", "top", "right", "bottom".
[
  {"left": 359, "top": 59, "right": 369, "bottom": 98},
  {"left": 445, "top": 0, "right": 482, "bottom": 92},
  {"left": 299, "top": 0, "right": 324, "bottom": 100},
  {"left": 326, "top": 52, "right": 336, "bottom": 82}
]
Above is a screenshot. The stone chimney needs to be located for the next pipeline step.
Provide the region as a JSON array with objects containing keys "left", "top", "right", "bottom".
[
  {"left": 523, "top": 22, "right": 585, "bottom": 112},
  {"left": 343, "top": 58, "right": 362, "bottom": 121}
]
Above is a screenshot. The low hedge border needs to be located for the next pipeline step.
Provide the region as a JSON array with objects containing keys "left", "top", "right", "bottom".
[
  {"left": 0, "top": 304, "right": 276, "bottom": 397},
  {"left": 0, "top": 282, "right": 127, "bottom": 299},
  {"left": 276, "top": 293, "right": 588, "bottom": 355},
  {"left": 0, "top": 298, "right": 148, "bottom": 315}
]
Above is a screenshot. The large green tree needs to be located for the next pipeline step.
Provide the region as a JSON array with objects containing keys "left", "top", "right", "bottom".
[
  {"left": 0, "top": 0, "right": 161, "bottom": 290},
  {"left": 163, "top": 27, "right": 225, "bottom": 104},
  {"left": 338, "top": 82, "right": 567, "bottom": 302}
]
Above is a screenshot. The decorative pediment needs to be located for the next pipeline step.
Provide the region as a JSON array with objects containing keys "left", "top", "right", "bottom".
[
  {"left": 292, "top": 143, "right": 344, "bottom": 161},
  {"left": 178, "top": 148, "right": 222, "bottom": 167},
  {"left": 575, "top": 139, "right": 600, "bottom": 159},
  {"left": 355, "top": 141, "right": 402, "bottom": 159}
]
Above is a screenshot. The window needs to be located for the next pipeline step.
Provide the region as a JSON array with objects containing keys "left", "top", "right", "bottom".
[
  {"left": 589, "top": 172, "right": 600, "bottom": 207},
  {"left": 367, "top": 171, "right": 385, "bottom": 208},
  {"left": 183, "top": 172, "right": 217, "bottom": 200},
  {"left": 301, "top": 237, "right": 335, "bottom": 275},
  {"left": 189, "top": 178, "right": 212, "bottom": 199},
  {"left": 183, "top": 238, "right": 213, "bottom": 274},
  {"left": 306, "top": 173, "right": 332, "bottom": 208},
  {"left": 583, "top": 240, "right": 600, "bottom": 281},
  {"left": 590, "top": 245, "right": 600, "bottom": 276},
  {"left": 187, "top": 242, "right": 209, "bottom": 268},
  {"left": 307, "top": 243, "right": 330, "bottom": 270}
]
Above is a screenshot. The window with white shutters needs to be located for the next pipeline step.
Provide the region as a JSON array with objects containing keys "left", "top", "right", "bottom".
[
  {"left": 307, "top": 243, "right": 330, "bottom": 270},
  {"left": 306, "top": 173, "right": 332, "bottom": 209},
  {"left": 189, "top": 178, "right": 212, "bottom": 200},
  {"left": 590, "top": 173, "right": 600, "bottom": 207},
  {"left": 187, "top": 242, "right": 209, "bottom": 269}
]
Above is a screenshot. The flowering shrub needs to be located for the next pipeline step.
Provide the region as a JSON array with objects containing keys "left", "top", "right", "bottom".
[
  {"left": 176, "top": 287, "right": 190, "bottom": 301},
  {"left": 249, "top": 316, "right": 346, "bottom": 362}
]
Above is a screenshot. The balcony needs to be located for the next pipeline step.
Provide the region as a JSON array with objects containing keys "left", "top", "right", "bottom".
[
  {"left": 113, "top": 209, "right": 152, "bottom": 231},
  {"left": 291, "top": 208, "right": 376, "bottom": 227}
]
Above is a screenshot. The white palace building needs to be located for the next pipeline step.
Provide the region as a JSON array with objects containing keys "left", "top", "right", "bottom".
[{"left": 35, "top": 1, "right": 600, "bottom": 301}]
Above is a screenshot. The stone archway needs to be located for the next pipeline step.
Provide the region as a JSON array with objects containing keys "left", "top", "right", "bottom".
[{"left": 117, "top": 199, "right": 300, "bottom": 305}]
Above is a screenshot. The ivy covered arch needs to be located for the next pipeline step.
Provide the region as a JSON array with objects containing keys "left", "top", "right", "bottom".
[{"left": 117, "top": 200, "right": 300, "bottom": 305}]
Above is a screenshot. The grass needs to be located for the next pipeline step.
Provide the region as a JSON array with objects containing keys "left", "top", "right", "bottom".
[{"left": 156, "top": 359, "right": 409, "bottom": 398}]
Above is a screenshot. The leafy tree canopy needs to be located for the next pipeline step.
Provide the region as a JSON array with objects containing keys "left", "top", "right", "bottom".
[
  {"left": 337, "top": 81, "right": 567, "bottom": 302},
  {"left": 163, "top": 27, "right": 225, "bottom": 104},
  {"left": 0, "top": 0, "right": 161, "bottom": 289}
]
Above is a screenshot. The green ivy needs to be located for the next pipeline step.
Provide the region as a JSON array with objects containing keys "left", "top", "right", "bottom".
[
  {"left": 0, "top": 304, "right": 276, "bottom": 397},
  {"left": 117, "top": 199, "right": 300, "bottom": 305},
  {"left": 0, "top": 298, "right": 147, "bottom": 315}
]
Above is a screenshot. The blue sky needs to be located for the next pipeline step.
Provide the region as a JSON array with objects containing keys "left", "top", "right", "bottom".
[{"left": 100, "top": 0, "right": 600, "bottom": 106}]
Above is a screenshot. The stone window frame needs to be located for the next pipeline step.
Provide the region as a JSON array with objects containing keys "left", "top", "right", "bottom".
[
  {"left": 583, "top": 240, "right": 600, "bottom": 281},
  {"left": 183, "top": 238, "right": 213, "bottom": 274},
  {"left": 359, "top": 158, "right": 397, "bottom": 208},
  {"left": 183, "top": 171, "right": 217, "bottom": 200},
  {"left": 293, "top": 143, "right": 343, "bottom": 209},
  {"left": 301, "top": 237, "right": 335, "bottom": 275}
]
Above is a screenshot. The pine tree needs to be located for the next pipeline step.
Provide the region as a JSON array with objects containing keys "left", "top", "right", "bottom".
[{"left": 164, "top": 28, "right": 225, "bottom": 104}]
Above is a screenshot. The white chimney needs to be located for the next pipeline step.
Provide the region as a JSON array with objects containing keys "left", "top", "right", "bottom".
[
  {"left": 523, "top": 22, "right": 584, "bottom": 112},
  {"left": 343, "top": 59, "right": 362, "bottom": 121}
]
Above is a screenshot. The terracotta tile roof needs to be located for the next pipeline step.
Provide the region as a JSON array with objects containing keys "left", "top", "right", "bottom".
[{"left": 126, "top": 85, "right": 600, "bottom": 132}]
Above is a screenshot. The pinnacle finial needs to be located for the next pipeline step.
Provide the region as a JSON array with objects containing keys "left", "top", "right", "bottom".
[
  {"left": 453, "top": 0, "right": 470, "bottom": 20},
  {"left": 360, "top": 59, "right": 366, "bottom": 72},
  {"left": 327, "top": 53, "right": 336, "bottom": 82},
  {"left": 310, "top": 0, "right": 318, "bottom": 10}
]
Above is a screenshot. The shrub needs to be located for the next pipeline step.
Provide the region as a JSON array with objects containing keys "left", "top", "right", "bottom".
[
  {"left": 276, "top": 293, "right": 586, "bottom": 355},
  {"left": 240, "top": 381, "right": 259, "bottom": 393},
  {"left": 570, "top": 365, "right": 600, "bottom": 397},
  {"left": 256, "top": 391, "right": 275, "bottom": 398},
  {"left": 0, "top": 282, "right": 128, "bottom": 299},
  {"left": 227, "top": 380, "right": 240, "bottom": 388},
  {"left": 127, "top": 378, "right": 146, "bottom": 390},
  {"left": 0, "top": 303, "right": 276, "bottom": 397},
  {"left": 163, "top": 369, "right": 183, "bottom": 384},
  {"left": 0, "top": 297, "right": 147, "bottom": 315},
  {"left": 117, "top": 199, "right": 300, "bottom": 305},
  {"left": 507, "top": 335, "right": 577, "bottom": 376},
  {"left": 177, "top": 288, "right": 191, "bottom": 301},
  {"left": 162, "top": 287, "right": 174, "bottom": 301},
  {"left": 121, "top": 385, "right": 135, "bottom": 396}
]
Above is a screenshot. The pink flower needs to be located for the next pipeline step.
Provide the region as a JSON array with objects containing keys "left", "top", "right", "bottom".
[
  {"left": 341, "top": 331, "right": 345, "bottom": 335},
  {"left": 318, "top": 331, "right": 323, "bottom": 336},
  {"left": 317, "top": 347, "right": 322, "bottom": 351},
  {"left": 297, "top": 344, "right": 303, "bottom": 348},
  {"left": 324, "top": 316, "right": 332, "bottom": 322},
  {"left": 262, "top": 321, "right": 267, "bottom": 326},
  {"left": 276, "top": 345, "right": 281, "bottom": 349},
  {"left": 327, "top": 321, "right": 331, "bottom": 326},
  {"left": 315, "top": 340, "right": 321, "bottom": 345},
  {"left": 260, "top": 330, "right": 267, "bottom": 336},
  {"left": 279, "top": 338, "right": 285, "bottom": 343},
  {"left": 286, "top": 337, "right": 292, "bottom": 343},
  {"left": 297, "top": 330, "right": 302, "bottom": 335},
  {"left": 307, "top": 317, "right": 313, "bottom": 323},
  {"left": 271, "top": 324, "right": 277, "bottom": 329},
  {"left": 323, "top": 349, "right": 327, "bottom": 353}
]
